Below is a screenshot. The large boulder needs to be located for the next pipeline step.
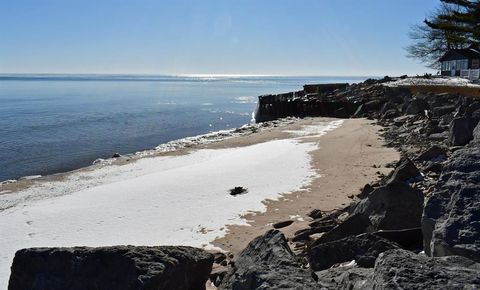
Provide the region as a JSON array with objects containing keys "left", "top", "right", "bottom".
[
  {"left": 432, "top": 105, "right": 456, "bottom": 117},
  {"left": 316, "top": 213, "right": 373, "bottom": 243},
  {"left": 218, "top": 230, "right": 317, "bottom": 289},
  {"left": 449, "top": 117, "right": 475, "bottom": 146},
  {"left": 387, "top": 157, "right": 421, "bottom": 184},
  {"left": 372, "top": 228, "right": 423, "bottom": 251},
  {"left": 406, "top": 98, "right": 429, "bottom": 115},
  {"left": 314, "top": 249, "right": 480, "bottom": 290},
  {"left": 8, "top": 246, "right": 214, "bottom": 290},
  {"left": 416, "top": 145, "right": 447, "bottom": 162},
  {"left": 307, "top": 233, "right": 400, "bottom": 271},
  {"left": 314, "top": 266, "right": 371, "bottom": 290},
  {"left": 351, "top": 181, "right": 424, "bottom": 231},
  {"left": 422, "top": 125, "right": 480, "bottom": 261},
  {"left": 367, "top": 249, "right": 480, "bottom": 289}
]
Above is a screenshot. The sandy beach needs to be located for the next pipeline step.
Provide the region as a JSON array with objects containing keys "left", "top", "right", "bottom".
[
  {"left": 212, "top": 118, "right": 400, "bottom": 253},
  {"left": 0, "top": 117, "right": 398, "bottom": 287}
]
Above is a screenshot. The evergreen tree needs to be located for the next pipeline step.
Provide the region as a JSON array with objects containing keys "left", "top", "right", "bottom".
[
  {"left": 407, "top": 1, "right": 480, "bottom": 68},
  {"left": 425, "top": 0, "right": 480, "bottom": 45}
]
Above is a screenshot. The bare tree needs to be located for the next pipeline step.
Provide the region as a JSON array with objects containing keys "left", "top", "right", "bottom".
[{"left": 406, "top": 3, "right": 469, "bottom": 69}]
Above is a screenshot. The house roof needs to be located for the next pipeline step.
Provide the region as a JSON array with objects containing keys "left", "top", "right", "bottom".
[{"left": 439, "top": 47, "right": 480, "bottom": 62}]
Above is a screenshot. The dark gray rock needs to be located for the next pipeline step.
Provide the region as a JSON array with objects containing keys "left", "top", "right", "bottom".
[
  {"left": 429, "top": 131, "right": 449, "bottom": 141},
  {"left": 353, "top": 104, "right": 365, "bottom": 118},
  {"left": 333, "top": 107, "right": 349, "bottom": 118},
  {"left": 387, "top": 157, "right": 421, "bottom": 183},
  {"left": 352, "top": 181, "right": 424, "bottom": 231},
  {"left": 210, "top": 265, "right": 229, "bottom": 287},
  {"left": 308, "top": 216, "right": 337, "bottom": 231},
  {"left": 358, "top": 183, "right": 374, "bottom": 199},
  {"left": 406, "top": 98, "right": 429, "bottom": 115},
  {"left": 218, "top": 230, "right": 317, "bottom": 289},
  {"left": 372, "top": 227, "right": 423, "bottom": 251},
  {"left": 364, "top": 100, "right": 384, "bottom": 111},
  {"left": 367, "top": 249, "right": 480, "bottom": 289},
  {"left": 449, "top": 117, "right": 474, "bottom": 146},
  {"left": 8, "top": 245, "right": 214, "bottom": 290},
  {"left": 417, "top": 145, "right": 446, "bottom": 161},
  {"left": 308, "top": 233, "right": 400, "bottom": 271},
  {"left": 292, "top": 228, "right": 313, "bottom": 242},
  {"left": 424, "top": 162, "right": 443, "bottom": 173},
  {"left": 380, "top": 101, "right": 397, "bottom": 115},
  {"left": 432, "top": 105, "right": 456, "bottom": 117},
  {"left": 314, "top": 266, "right": 371, "bottom": 290},
  {"left": 307, "top": 209, "right": 324, "bottom": 219},
  {"left": 422, "top": 127, "right": 480, "bottom": 261},
  {"left": 213, "top": 252, "right": 227, "bottom": 264},
  {"left": 317, "top": 213, "right": 373, "bottom": 243},
  {"left": 272, "top": 220, "right": 293, "bottom": 229},
  {"left": 381, "top": 109, "right": 398, "bottom": 119}
]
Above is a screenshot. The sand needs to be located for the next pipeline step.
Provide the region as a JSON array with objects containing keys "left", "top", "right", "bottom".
[{"left": 211, "top": 118, "right": 400, "bottom": 253}]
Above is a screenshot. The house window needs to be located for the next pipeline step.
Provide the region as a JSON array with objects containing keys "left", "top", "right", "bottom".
[
  {"left": 472, "top": 59, "right": 479, "bottom": 69},
  {"left": 450, "top": 60, "right": 456, "bottom": 70},
  {"left": 457, "top": 59, "right": 468, "bottom": 70},
  {"left": 444, "top": 61, "right": 451, "bottom": 71}
]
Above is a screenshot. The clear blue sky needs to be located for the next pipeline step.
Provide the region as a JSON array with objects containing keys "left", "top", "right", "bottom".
[{"left": 0, "top": 0, "right": 440, "bottom": 76}]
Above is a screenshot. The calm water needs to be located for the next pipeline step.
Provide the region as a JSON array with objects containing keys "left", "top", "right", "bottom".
[{"left": 0, "top": 75, "right": 368, "bottom": 181}]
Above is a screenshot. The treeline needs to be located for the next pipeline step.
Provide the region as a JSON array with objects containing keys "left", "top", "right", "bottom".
[{"left": 407, "top": 0, "right": 480, "bottom": 68}]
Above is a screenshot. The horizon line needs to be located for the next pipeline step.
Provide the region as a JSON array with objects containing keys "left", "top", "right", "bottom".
[{"left": 0, "top": 72, "right": 385, "bottom": 78}]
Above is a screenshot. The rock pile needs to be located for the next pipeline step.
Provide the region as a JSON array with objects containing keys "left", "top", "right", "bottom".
[{"left": 214, "top": 77, "right": 480, "bottom": 289}]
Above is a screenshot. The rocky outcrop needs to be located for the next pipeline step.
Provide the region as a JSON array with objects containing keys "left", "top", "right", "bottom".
[
  {"left": 308, "top": 233, "right": 400, "bottom": 271},
  {"left": 422, "top": 123, "right": 480, "bottom": 262},
  {"left": 366, "top": 249, "right": 480, "bottom": 289},
  {"left": 351, "top": 181, "right": 424, "bottom": 231},
  {"left": 218, "top": 230, "right": 317, "bottom": 289},
  {"left": 8, "top": 246, "right": 214, "bottom": 290}
]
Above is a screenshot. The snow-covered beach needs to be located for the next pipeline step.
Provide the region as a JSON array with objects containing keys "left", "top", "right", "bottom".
[{"left": 0, "top": 118, "right": 354, "bottom": 288}]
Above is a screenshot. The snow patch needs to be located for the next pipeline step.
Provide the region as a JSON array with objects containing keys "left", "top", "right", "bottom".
[
  {"left": 284, "top": 120, "right": 344, "bottom": 138},
  {"left": 384, "top": 77, "right": 480, "bottom": 88}
]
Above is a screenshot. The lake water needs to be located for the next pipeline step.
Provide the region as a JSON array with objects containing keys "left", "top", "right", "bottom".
[{"left": 0, "top": 75, "right": 368, "bottom": 181}]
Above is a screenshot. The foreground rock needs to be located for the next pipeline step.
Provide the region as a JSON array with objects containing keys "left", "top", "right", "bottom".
[
  {"left": 351, "top": 181, "right": 424, "bottom": 231},
  {"left": 315, "top": 249, "right": 480, "bottom": 289},
  {"left": 219, "top": 230, "right": 317, "bottom": 289},
  {"left": 423, "top": 123, "right": 480, "bottom": 262},
  {"left": 367, "top": 249, "right": 480, "bottom": 289},
  {"left": 308, "top": 233, "right": 400, "bottom": 271},
  {"left": 8, "top": 246, "right": 214, "bottom": 290}
]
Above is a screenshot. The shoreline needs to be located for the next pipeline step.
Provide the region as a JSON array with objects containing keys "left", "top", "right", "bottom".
[
  {"left": 0, "top": 118, "right": 275, "bottom": 202},
  {"left": 0, "top": 116, "right": 399, "bottom": 288},
  {"left": 212, "top": 118, "right": 399, "bottom": 253}
]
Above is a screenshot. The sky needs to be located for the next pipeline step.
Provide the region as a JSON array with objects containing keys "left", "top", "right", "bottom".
[{"left": 0, "top": 0, "right": 440, "bottom": 76}]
